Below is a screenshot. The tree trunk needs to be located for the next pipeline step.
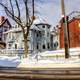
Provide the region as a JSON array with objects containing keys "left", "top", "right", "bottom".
[{"left": 24, "top": 38, "right": 28, "bottom": 57}]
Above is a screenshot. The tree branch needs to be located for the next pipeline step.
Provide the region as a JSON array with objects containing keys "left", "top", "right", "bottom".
[
  {"left": 15, "top": 0, "right": 22, "bottom": 23},
  {"left": 9, "top": 0, "right": 14, "bottom": 17},
  {"left": 0, "top": 3, "right": 22, "bottom": 26},
  {"left": 28, "top": 0, "right": 34, "bottom": 27},
  {"left": 23, "top": 0, "right": 31, "bottom": 26}
]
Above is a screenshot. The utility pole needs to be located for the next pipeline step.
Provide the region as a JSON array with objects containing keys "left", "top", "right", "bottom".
[
  {"left": 32, "top": 0, "right": 35, "bottom": 20},
  {"left": 61, "top": 0, "right": 69, "bottom": 58}
]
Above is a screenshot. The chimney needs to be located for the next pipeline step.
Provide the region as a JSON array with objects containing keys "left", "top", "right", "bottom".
[{"left": 0, "top": 16, "right": 5, "bottom": 24}]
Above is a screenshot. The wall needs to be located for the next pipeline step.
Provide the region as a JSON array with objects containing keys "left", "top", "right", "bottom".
[{"left": 59, "top": 18, "right": 80, "bottom": 48}]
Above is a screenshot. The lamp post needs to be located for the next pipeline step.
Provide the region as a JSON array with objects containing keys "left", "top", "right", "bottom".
[{"left": 61, "top": 0, "right": 69, "bottom": 58}]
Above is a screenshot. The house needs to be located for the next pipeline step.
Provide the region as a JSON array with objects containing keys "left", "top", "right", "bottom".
[
  {"left": 4, "top": 18, "right": 52, "bottom": 53},
  {"left": 0, "top": 16, "right": 11, "bottom": 48},
  {"left": 59, "top": 15, "right": 80, "bottom": 48},
  {"left": 51, "top": 25, "right": 60, "bottom": 50}
]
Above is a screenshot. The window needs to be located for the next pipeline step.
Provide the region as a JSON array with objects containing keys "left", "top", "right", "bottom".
[
  {"left": 0, "top": 38, "right": 2, "bottom": 41},
  {"left": 12, "top": 35, "right": 15, "bottom": 40},
  {"left": 47, "top": 32, "right": 49, "bottom": 37},
  {"left": 3, "top": 27, "right": 7, "bottom": 32},
  {"left": 37, "top": 44, "right": 39, "bottom": 49},
  {"left": 47, "top": 25, "right": 50, "bottom": 29},
  {"left": 4, "top": 29, "right": 7, "bottom": 32},
  {"left": 47, "top": 43, "right": 50, "bottom": 49},
  {"left": 43, "top": 44, "right": 45, "bottom": 49},
  {"left": 39, "top": 31, "right": 41, "bottom": 37},
  {"left": 8, "top": 43, "right": 11, "bottom": 49},
  {"left": 9, "top": 33, "right": 11, "bottom": 39},
  {"left": 37, "top": 33, "right": 39, "bottom": 37},
  {"left": 39, "top": 31, "right": 41, "bottom": 34},
  {"left": 15, "top": 44, "right": 17, "bottom": 49},
  {"left": 0, "top": 28, "right": 2, "bottom": 33},
  {"left": 42, "top": 25, "right": 45, "bottom": 28},
  {"left": 54, "top": 42, "right": 58, "bottom": 48}
]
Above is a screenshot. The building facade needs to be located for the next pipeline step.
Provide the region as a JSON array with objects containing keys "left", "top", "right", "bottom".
[
  {"left": 0, "top": 16, "right": 11, "bottom": 48},
  {"left": 59, "top": 16, "right": 80, "bottom": 48},
  {"left": 51, "top": 26, "right": 60, "bottom": 50},
  {"left": 4, "top": 18, "right": 52, "bottom": 53}
]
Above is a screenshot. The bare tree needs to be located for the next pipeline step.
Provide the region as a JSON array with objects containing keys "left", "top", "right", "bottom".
[{"left": 0, "top": 0, "right": 35, "bottom": 57}]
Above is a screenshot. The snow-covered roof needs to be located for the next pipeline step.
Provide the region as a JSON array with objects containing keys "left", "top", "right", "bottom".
[
  {"left": 4, "top": 17, "right": 50, "bottom": 34},
  {"left": 33, "top": 17, "right": 49, "bottom": 25},
  {"left": 4, "top": 27, "right": 22, "bottom": 34},
  {"left": 4, "top": 25, "right": 42, "bottom": 34},
  {"left": 30, "top": 25, "right": 42, "bottom": 31}
]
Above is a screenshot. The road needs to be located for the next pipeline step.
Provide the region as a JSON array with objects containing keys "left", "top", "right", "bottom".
[{"left": 0, "top": 67, "right": 80, "bottom": 80}]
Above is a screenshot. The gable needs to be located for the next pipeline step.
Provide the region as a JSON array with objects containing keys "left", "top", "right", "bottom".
[{"left": 0, "top": 19, "right": 12, "bottom": 28}]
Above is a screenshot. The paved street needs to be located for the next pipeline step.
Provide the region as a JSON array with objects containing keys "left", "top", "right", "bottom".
[{"left": 0, "top": 67, "right": 80, "bottom": 80}]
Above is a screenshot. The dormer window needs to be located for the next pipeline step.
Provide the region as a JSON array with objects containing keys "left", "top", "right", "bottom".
[
  {"left": 42, "top": 25, "right": 45, "bottom": 28},
  {"left": 48, "top": 25, "right": 50, "bottom": 29}
]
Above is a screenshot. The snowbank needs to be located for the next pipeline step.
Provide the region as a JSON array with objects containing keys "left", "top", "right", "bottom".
[
  {"left": 37, "top": 47, "right": 80, "bottom": 60},
  {"left": 0, "top": 56, "right": 20, "bottom": 67}
]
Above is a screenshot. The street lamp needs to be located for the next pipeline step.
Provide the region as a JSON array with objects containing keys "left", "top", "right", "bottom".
[{"left": 61, "top": 0, "right": 69, "bottom": 58}]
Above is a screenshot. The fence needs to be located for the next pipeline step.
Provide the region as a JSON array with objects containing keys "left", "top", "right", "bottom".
[{"left": 0, "top": 49, "right": 25, "bottom": 58}]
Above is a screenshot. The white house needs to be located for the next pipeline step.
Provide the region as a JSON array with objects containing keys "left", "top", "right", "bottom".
[
  {"left": 4, "top": 18, "right": 52, "bottom": 53},
  {"left": 51, "top": 26, "right": 60, "bottom": 50}
]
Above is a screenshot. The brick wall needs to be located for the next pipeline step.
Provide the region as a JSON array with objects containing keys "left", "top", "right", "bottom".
[{"left": 59, "top": 18, "right": 80, "bottom": 48}]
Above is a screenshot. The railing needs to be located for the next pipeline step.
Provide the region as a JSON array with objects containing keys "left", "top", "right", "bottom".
[
  {"left": 0, "top": 49, "right": 25, "bottom": 58},
  {"left": 0, "top": 49, "right": 35, "bottom": 59}
]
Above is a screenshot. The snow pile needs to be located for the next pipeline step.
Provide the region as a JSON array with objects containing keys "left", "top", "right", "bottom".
[
  {"left": 37, "top": 47, "right": 80, "bottom": 60},
  {"left": 0, "top": 56, "right": 20, "bottom": 67},
  {"left": 38, "top": 58, "right": 80, "bottom": 64}
]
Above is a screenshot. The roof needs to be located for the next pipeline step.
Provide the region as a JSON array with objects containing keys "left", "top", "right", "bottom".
[
  {"left": 33, "top": 17, "right": 51, "bottom": 26},
  {"left": 30, "top": 25, "right": 42, "bottom": 31},
  {"left": 4, "top": 27, "right": 22, "bottom": 34},
  {"left": 4, "top": 17, "right": 51, "bottom": 34},
  {"left": 69, "top": 17, "right": 80, "bottom": 23},
  {"left": 0, "top": 18, "right": 12, "bottom": 28},
  {"left": 33, "top": 18, "right": 47, "bottom": 24},
  {"left": 59, "top": 15, "right": 80, "bottom": 29}
]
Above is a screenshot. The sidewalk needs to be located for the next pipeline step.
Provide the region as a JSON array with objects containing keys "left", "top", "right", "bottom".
[{"left": 18, "top": 58, "right": 80, "bottom": 69}]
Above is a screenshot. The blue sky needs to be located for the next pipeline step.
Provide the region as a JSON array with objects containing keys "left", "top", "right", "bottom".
[
  {"left": 36, "top": 0, "right": 80, "bottom": 27},
  {"left": 0, "top": 0, "right": 80, "bottom": 27}
]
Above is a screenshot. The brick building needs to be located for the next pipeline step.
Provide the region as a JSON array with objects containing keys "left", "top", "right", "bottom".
[{"left": 59, "top": 16, "right": 80, "bottom": 48}]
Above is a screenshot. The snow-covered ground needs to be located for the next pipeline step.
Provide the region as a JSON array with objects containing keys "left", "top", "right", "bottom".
[
  {"left": 0, "top": 55, "right": 80, "bottom": 68},
  {"left": 0, "top": 56, "right": 21, "bottom": 67},
  {"left": 0, "top": 47, "right": 80, "bottom": 68},
  {"left": 18, "top": 47, "right": 80, "bottom": 68}
]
